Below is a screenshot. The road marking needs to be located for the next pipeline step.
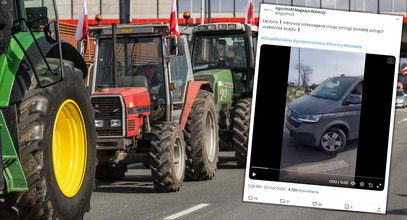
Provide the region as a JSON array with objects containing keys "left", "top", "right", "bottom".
[
  {"left": 164, "top": 203, "right": 210, "bottom": 220},
  {"left": 397, "top": 117, "right": 407, "bottom": 124},
  {"left": 296, "top": 160, "right": 349, "bottom": 173}
]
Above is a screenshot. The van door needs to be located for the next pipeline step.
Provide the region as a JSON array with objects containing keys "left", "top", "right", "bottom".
[{"left": 342, "top": 81, "right": 363, "bottom": 140}]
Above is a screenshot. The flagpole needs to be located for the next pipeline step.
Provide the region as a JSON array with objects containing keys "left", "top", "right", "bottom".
[
  {"left": 87, "top": 34, "right": 91, "bottom": 62},
  {"left": 201, "top": 0, "right": 205, "bottom": 24},
  {"left": 86, "top": 34, "right": 91, "bottom": 86}
]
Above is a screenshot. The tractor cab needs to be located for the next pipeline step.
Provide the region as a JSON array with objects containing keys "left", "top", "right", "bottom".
[
  {"left": 89, "top": 23, "right": 219, "bottom": 192},
  {"left": 191, "top": 23, "right": 257, "bottom": 98},
  {"left": 91, "top": 24, "right": 192, "bottom": 124}
]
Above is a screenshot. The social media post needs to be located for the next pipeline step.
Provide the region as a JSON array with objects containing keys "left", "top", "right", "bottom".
[{"left": 243, "top": 4, "right": 403, "bottom": 214}]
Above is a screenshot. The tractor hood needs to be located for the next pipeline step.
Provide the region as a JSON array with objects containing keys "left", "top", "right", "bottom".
[
  {"left": 193, "top": 69, "right": 234, "bottom": 111},
  {"left": 92, "top": 87, "right": 150, "bottom": 112},
  {"left": 194, "top": 69, "right": 233, "bottom": 89}
]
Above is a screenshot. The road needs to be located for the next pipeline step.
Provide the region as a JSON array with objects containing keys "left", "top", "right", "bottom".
[
  {"left": 279, "top": 131, "right": 358, "bottom": 185},
  {"left": 85, "top": 109, "right": 407, "bottom": 220}
]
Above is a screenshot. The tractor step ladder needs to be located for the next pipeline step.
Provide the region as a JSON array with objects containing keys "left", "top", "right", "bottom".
[{"left": 0, "top": 111, "right": 28, "bottom": 194}]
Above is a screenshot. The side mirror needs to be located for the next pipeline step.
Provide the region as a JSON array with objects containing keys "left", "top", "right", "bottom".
[
  {"left": 167, "top": 36, "right": 185, "bottom": 56},
  {"left": 43, "top": 21, "right": 58, "bottom": 43},
  {"left": 345, "top": 94, "right": 362, "bottom": 105},
  {"left": 168, "top": 36, "right": 177, "bottom": 56},
  {"left": 176, "top": 38, "right": 185, "bottom": 56},
  {"left": 26, "top": 7, "right": 48, "bottom": 31}
]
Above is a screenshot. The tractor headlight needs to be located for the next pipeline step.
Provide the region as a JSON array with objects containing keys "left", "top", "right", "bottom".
[
  {"left": 198, "top": 25, "right": 207, "bottom": 31},
  {"left": 110, "top": 119, "right": 122, "bottom": 127},
  {"left": 95, "top": 120, "right": 104, "bottom": 128},
  {"left": 218, "top": 24, "right": 227, "bottom": 29},
  {"left": 286, "top": 109, "right": 291, "bottom": 117},
  {"left": 207, "top": 24, "right": 216, "bottom": 30},
  {"left": 228, "top": 24, "right": 237, "bottom": 29},
  {"left": 297, "top": 114, "right": 323, "bottom": 123}
]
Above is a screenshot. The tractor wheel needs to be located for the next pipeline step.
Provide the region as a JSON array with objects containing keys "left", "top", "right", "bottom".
[
  {"left": 149, "top": 122, "right": 186, "bottom": 192},
  {"left": 95, "top": 163, "right": 127, "bottom": 181},
  {"left": 233, "top": 98, "right": 252, "bottom": 168},
  {"left": 185, "top": 90, "right": 219, "bottom": 180},
  {"left": 3, "top": 60, "right": 96, "bottom": 219}
]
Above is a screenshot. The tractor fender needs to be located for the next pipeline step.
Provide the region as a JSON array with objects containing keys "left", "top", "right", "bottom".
[
  {"left": 180, "top": 81, "right": 211, "bottom": 129},
  {"left": 10, "top": 38, "right": 87, "bottom": 104},
  {"left": 46, "top": 40, "right": 88, "bottom": 78},
  {"left": 60, "top": 41, "right": 88, "bottom": 78},
  {"left": 24, "top": 37, "right": 87, "bottom": 78}
]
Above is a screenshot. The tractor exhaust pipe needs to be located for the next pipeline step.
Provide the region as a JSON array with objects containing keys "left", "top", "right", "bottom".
[{"left": 112, "top": 23, "right": 118, "bottom": 86}]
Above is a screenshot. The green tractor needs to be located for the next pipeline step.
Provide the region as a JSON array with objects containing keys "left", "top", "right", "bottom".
[
  {"left": 0, "top": 0, "right": 95, "bottom": 218},
  {"left": 191, "top": 23, "right": 257, "bottom": 167}
]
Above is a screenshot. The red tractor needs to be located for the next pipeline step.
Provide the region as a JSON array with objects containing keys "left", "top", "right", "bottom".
[{"left": 89, "top": 23, "right": 219, "bottom": 192}]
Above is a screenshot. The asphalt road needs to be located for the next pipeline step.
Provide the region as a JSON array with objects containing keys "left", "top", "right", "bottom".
[
  {"left": 279, "top": 131, "right": 358, "bottom": 185},
  {"left": 85, "top": 109, "right": 407, "bottom": 220}
]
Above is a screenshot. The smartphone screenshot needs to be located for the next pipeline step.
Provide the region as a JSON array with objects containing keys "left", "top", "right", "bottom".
[{"left": 243, "top": 4, "right": 403, "bottom": 214}]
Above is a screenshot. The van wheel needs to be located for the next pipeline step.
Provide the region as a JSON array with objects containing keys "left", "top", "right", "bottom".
[{"left": 319, "top": 128, "right": 346, "bottom": 154}]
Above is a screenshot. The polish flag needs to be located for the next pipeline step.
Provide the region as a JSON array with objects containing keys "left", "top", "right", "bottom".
[
  {"left": 170, "top": 0, "right": 180, "bottom": 37},
  {"left": 75, "top": 0, "right": 89, "bottom": 41},
  {"left": 245, "top": 0, "right": 254, "bottom": 25}
]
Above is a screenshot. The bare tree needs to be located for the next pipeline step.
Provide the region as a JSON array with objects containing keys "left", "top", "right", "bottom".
[{"left": 295, "top": 64, "right": 313, "bottom": 87}]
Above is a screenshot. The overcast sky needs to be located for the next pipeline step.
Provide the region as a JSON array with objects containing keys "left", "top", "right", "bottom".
[{"left": 288, "top": 47, "right": 366, "bottom": 85}]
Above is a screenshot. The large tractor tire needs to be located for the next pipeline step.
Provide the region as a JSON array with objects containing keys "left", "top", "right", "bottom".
[
  {"left": 185, "top": 90, "right": 219, "bottom": 180},
  {"left": 95, "top": 163, "right": 127, "bottom": 182},
  {"left": 3, "top": 60, "right": 96, "bottom": 219},
  {"left": 149, "top": 122, "right": 186, "bottom": 192},
  {"left": 233, "top": 98, "right": 252, "bottom": 168}
]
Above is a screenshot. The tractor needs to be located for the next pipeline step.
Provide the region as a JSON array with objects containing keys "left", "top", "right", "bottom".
[
  {"left": 89, "top": 23, "right": 219, "bottom": 192},
  {"left": 0, "top": 0, "right": 96, "bottom": 219},
  {"left": 191, "top": 23, "right": 257, "bottom": 167}
]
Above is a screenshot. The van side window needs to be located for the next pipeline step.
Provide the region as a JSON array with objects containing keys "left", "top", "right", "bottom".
[{"left": 351, "top": 82, "right": 363, "bottom": 96}]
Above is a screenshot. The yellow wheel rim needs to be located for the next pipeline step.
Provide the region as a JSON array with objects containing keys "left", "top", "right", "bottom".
[{"left": 52, "top": 99, "right": 87, "bottom": 197}]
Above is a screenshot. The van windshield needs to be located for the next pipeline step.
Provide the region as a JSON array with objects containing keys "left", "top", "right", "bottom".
[{"left": 310, "top": 77, "right": 356, "bottom": 100}]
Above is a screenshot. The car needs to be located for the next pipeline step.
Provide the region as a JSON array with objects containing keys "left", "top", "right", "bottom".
[
  {"left": 285, "top": 76, "right": 363, "bottom": 154},
  {"left": 395, "top": 90, "right": 406, "bottom": 108}
]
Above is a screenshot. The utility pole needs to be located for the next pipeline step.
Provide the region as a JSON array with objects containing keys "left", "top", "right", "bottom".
[
  {"left": 157, "top": 0, "right": 160, "bottom": 18},
  {"left": 208, "top": 0, "right": 212, "bottom": 23},
  {"left": 119, "top": 0, "right": 131, "bottom": 24},
  {"left": 233, "top": 0, "right": 236, "bottom": 18}
]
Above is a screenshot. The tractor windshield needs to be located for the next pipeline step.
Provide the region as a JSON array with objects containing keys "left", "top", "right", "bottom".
[
  {"left": 192, "top": 34, "right": 247, "bottom": 71},
  {"left": 95, "top": 36, "right": 165, "bottom": 100}
]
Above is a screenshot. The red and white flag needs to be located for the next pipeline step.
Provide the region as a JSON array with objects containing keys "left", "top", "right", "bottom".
[
  {"left": 75, "top": 0, "right": 89, "bottom": 41},
  {"left": 170, "top": 0, "right": 180, "bottom": 37},
  {"left": 245, "top": 0, "right": 254, "bottom": 25}
]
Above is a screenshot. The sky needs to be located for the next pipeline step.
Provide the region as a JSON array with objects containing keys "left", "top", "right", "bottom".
[{"left": 288, "top": 47, "right": 366, "bottom": 85}]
